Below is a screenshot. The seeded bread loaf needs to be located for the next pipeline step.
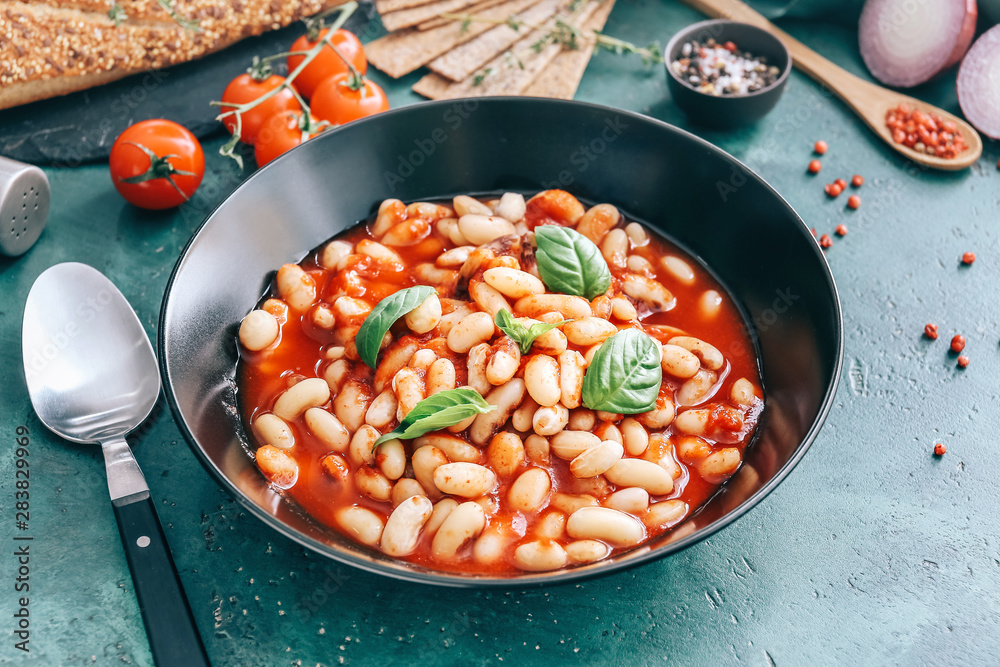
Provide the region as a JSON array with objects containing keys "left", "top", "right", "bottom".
[{"left": 0, "top": 0, "right": 345, "bottom": 110}]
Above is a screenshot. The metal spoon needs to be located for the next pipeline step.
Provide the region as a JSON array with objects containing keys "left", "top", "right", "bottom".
[{"left": 22, "top": 262, "right": 209, "bottom": 667}]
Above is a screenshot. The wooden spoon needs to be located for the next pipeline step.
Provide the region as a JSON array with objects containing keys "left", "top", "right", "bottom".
[{"left": 682, "top": 0, "right": 983, "bottom": 171}]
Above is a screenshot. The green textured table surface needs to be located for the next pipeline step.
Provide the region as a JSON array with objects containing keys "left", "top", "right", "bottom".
[{"left": 3, "top": 2, "right": 1000, "bottom": 665}]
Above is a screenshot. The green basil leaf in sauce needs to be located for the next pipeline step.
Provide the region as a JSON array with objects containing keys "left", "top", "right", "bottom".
[
  {"left": 494, "top": 308, "right": 563, "bottom": 355},
  {"left": 356, "top": 285, "right": 436, "bottom": 369},
  {"left": 582, "top": 329, "right": 662, "bottom": 413},
  {"left": 374, "top": 388, "right": 495, "bottom": 446},
  {"left": 533, "top": 225, "right": 611, "bottom": 300}
]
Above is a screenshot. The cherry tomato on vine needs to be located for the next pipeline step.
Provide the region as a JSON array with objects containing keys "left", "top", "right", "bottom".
[
  {"left": 310, "top": 73, "right": 389, "bottom": 126},
  {"left": 254, "top": 109, "right": 327, "bottom": 166},
  {"left": 109, "top": 119, "right": 204, "bottom": 210},
  {"left": 287, "top": 28, "right": 367, "bottom": 99},
  {"left": 220, "top": 72, "right": 300, "bottom": 145}
]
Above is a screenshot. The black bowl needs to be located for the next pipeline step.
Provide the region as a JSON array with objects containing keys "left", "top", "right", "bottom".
[
  {"left": 665, "top": 19, "right": 792, "bottom": 128},
  {"left": 159, "top": 98, "right": 842, "bottom": 587}
]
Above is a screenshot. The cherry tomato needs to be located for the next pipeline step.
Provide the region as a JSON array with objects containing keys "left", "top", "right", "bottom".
[
  {"left": 109, "top": 119, "right": 204, "bottom": 210},
  {"left": 254, "top": 110, "right": 326, "bottom": 166},
  {"left": 310, "top": 73, "right": 389, "bottom": 126},
  {"left": 220, "top": 73, "right": 300, "bottom": 144},
  {"left": 287, "top": 29, "right": 367, "bottom": 99}
]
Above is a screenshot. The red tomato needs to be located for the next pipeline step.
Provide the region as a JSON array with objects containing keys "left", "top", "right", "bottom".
[
  {"left": 310, "top": 74, "right": 389, "bottom": 126},
  {"left": 254, "top": 110, "right": 326, "bottom": 166},
  {"left": 287, "top": 29, "right": 367, "bottom": 99},
  {"left": 220, "top": 73, "right": 300, "bottom": 145},
  {"left": 109, "top": 119, "right": 204, "bottom": 210}
]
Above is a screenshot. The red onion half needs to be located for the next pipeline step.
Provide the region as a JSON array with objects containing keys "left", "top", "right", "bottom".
[
  {"left": 958, "top": 25, "right": 1000, "bottom": 140},
  {"left": 859, "top": 0, "right": 977, "bottom": 88}
]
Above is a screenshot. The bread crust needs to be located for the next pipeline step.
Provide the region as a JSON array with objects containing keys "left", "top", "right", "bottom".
[{"left": 0, "top": 0, "right": 345, "bottom": 110}]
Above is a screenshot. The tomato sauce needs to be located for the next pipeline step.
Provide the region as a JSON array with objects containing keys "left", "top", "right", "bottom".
[{"left": 237, "top": 195, "right": 763, "bottom": 575}]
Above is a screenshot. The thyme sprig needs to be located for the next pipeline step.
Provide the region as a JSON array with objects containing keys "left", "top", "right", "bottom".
[
  {"left": 440, "top": 9, "right": 663, "bottom": 65},
  {"left": 108, "top": 0, "right": 201, "bottom": 32}
]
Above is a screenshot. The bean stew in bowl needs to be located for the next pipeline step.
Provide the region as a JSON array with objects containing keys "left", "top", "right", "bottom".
[
  {"left": 160, "top": 98, "right": 842, "bottom": 585},
  {"left": 237, "top": 190, "right": 764, "bottom": 574}
]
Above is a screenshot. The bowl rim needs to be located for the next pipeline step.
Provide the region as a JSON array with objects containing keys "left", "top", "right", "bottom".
[
  {"left": 664, "top": 18, "right": 793, "bottom": 99},
  {"left": 158, "top": 96, "right": 844, "bottom": 588}
]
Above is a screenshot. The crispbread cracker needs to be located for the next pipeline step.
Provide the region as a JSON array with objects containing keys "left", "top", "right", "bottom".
[
  {"left": 416, "top": 0, "right": 509, "bottom": 29},
  {"left": 413, "top": 0, "right": 600, "bottom": 99},
  {"left": 523, "top": 0, "right": 616, "bottom": 99},
  {"left": 380, "top": 0, "right": 481, "bottom": 31},
  {"left": 367, "top": 0, "right": 540, "bottom": 78},
  {"left": 427, "top": 0, "right": 563, "bottom": 82}
]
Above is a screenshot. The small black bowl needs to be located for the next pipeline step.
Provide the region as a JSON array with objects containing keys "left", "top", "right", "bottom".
[{"left": 665, "top": 19, "right": 791, "bottom": 128}]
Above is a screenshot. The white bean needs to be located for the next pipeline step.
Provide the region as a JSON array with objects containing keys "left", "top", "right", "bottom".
[
  {"left": 624, "top": 222, "right": 648, "bottom": 248},
  {"left": 404, "top": 293, "right": 442, "bottom": 334},
  {"left": 661, "top": 256, "right": 695, "bottom": 285},
  {"left": 436, "top": 246, "right": 475, "bottom": 268},
  {"left": 469, "top": 379, "right": 526, "bottom": 446},
  {"left": 675, "top": 370, "right": 719, "bottom": 407},
  {"left": 567, "top": 506, "right": 645, "bottom": 547},
  {"left": 514, "top": 540, "right": 568, "bottom": 571},
  {"left": 645, "top": 499, "right": 688, "bottom": 529},
  {"left": 483, "top": 267, "right": 545, "bottom": 299},
  {"left": 570, "top": 440, "right": 624, "bottom": 478},
  {"left": 433, "top": 462, "right": 496, "bottom": 498},
  {"left": 699, "top": 290, "right": 723, "bottom": 318},
  {"left": 393, "top": 366, "right": 425, "bottom": 420},
  {"left": 605, "top": 487, "right": 650, "bottom": 513},
  {"left": 594, "top": 421, "right": 622, "bottom": 445},
  {"left": 523, "top": 434, "right": 550, "bottom": 465},
  {"left": 563, "top": 317, "right": 618, "bottom": 347},
  {"left": 414, "top": 263, "right": 458, "bottom": 287},
  {"left": 558, "top": 350, "right": 586, "bottom": 409},
  {"left": 431, "top": 502, "right": 486, "bottom": 561},
  {"left": 550, "top": 430, "right": 601, "bottom": 460},
  {"left": 239, "top": 310, "right": 279, "bottom": 351},
  {"left": 565, "top": 539, "right": 611, "bottom": 564},
  {"left": 376, "top": 439, "right": 406, "bottom": 480},
  {"left": 304, "top": 408, "right": 349, "bottom": 452},
  {"left": 620, "top": 418, "right": 649, "bottom": 456},
  {"left": 414, "top": 434, "right": 481, "bottom": 463},
  {"left": 467, "top": 342, "right": 491, "bottom": 396},
  {"left": 272, "top": 378, "right": 331, "bottom": 421},
  {"left": 253, "top": 413, "right": 294, "bottom": 450},
  {"left": 458, "top": 214, "right": 516, "bottom": 245},
  {"left": 332, "top": 296, "right": 372, "bottom": 325},
  {"left": 568, "top": 408, "right": 597, "bottom": 431},
  {"left": 336, "top": 506, "right": 384, "bottom": 546},
  {"left": 469, "top": 280, "right": 512, "bottom": 319},
  {"left": 453, "top": 195, "right": 493, "bottom": 217},
  {"left": 621, "top": 275, "right": 675, "bottom": 312},
  {"left": 532, "top": 327, "right": 568, "bottom": 355},
  {"left": 601, "top": 228, "right": 628, "bottom": 269},
  {"left": 507, "top": 467, "right": 552, "bottom": 512},
  {"left": 276, "top": 264, "right": 316, "bottom": 311},
  {"left": 512, "top": 395, "right": 539, "bottom": 432},
  {"left": 357, "top": 239, "right": 403, "bottom": 265},
  {"left": 660, "top": 344, "right": 700, "bottom": 379},
  {"left": 550, "top": 492, "right": 599, "bottom": 515},
  {"left": 427, "top": 358, "right": 457, "bottom": 395},
  {"left": 610, "top": 296, "right": 638, "bottom": 321},
  {"left": 380, "top": 495, "right": 434, "bottom": 557},
  {"left": 365, "top": 389, "right": 399, "bottom": 429},
  {"left": 626, "top": 255, "right": 655, "bottom": 277},
  {"left": 668, "top": 336, "right": 725, "bottom": 371},
  {"left": 487, "top": 432, "right": 525, "bottom": 478},
  {"left": 374, "top": 338, "right": 419, "bottom": 393},
  {"left": 637, "top": 395, "right": 675, "bottom": 429},
  {"left": 532, "top": 404, "right": 569, "bottom": 436},
  {"left": 524, "top": 354, "right": 561, "bottom": 407},
  {"left": 474, "top": 524, "right": 512, "bottom": 565},
  {"left": 486, "top": 337, "right": 520, "bottom": 386},
  {"left": 514, "top": 294, "right": 593, "bottom": 319},
  {"left": 348, "top": 425, "right": 379, "bottom": 467},
  {"left": 372, "top": 198, "right": 405, "bottom": 237},
  {"left": 731, "top": 378, "right": 756, "bottom": 406},
  {"left": 494, "top": 192, "right": 526, "bottom": 222},
  {"left": 391, "top": 478, "right": 428, "bottom": 506},
  {"left": 604, "top": 458, "right": 674, "bottom": 495},
  {"left": 576, "top": 203, "right": 619, "bottom": 243},
  {"left": 333, "top": 380, "right": 372, "bottom": 433},
  {"left": 355, "top": 466, "right": 393, "bottom": 501},
  {"left": 410, "top": 349, "right": 437, "bottom": 370},
  {"left": 447, "top": 311, "right": 495, "bottom": 353},
  {"left": 412, "top": 446, "right": 448, "bottom": 500},
  {"left": 424, "top": 498, "right": 459, "bottom": 536},
  {"left": 697, "top": 448, "right": 742, "bottom": 483},
  {"left": 536, "top": 511, "right": 566, "bottom": 540},
  {"left": 320, "top": 240, "right": 353, "bottom": 269}
]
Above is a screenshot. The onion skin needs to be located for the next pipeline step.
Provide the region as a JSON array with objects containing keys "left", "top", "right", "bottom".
[
  {"left": 958, "top": 25, "right": 1000, "bottom": 140},
  {"left": 859, "top": 0, "right": 977, "bottom": 88}
]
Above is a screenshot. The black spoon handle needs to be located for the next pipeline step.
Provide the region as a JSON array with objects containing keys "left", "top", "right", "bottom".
[{"left": 112, "top": 491, "right": 210, "bottom": 667}]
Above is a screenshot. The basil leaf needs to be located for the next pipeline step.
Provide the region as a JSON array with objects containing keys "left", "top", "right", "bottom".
[
  {"left": 375, "top": 388, "right": 495, "bottom": 446},
  {"left": 494, "top": 308, "right": 563, "bottom": 355},
  {"left": 534, "top": 225, "right": 611, "bottom": 300},
  {"left": 582, "top": 329, "right": 662, "bottom": 413},
  {"left": 356, "top": 285, "right": 436, "bottom": 369}
]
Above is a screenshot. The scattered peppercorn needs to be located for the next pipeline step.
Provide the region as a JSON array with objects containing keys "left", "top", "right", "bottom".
[
  {"left": 962, "top": 252, "right": 975, "bottom": 265},
  {"left": 819, "top": 234, "right": 832, "bottom": 249},
  {"left": 851, "top": 174, "right": 864, "bottom": 187},
  {"left": 834, "top": 178, "right": 847, "bottom": 190},
  {"left": 814, "top": 140, "right": 828, "bottom": 154},
  {"left": 924, "top": 323, "right": 938, "bottom": 339},
  {"left": 671, "top": 39, "right": 780, "bottom": 95},
  {"left": 808, "top": 159, "right": 822, "bottom": 174},
  {"left": 957, "top": 355, "right": 970, "bottom": 368},
  {"left": 847, "top": 195, "right": 861, "bottom": 209},
  {"left": 810, "top": 227, "right": 817, "bottom": 237},
  {"left": 835, "top": 224, "right": 848, "bottom": 237},
  {"left": 825, "top": 183, "right": 843, "bottom": 197},
  {"left": 934, "top": 443, "right": 947, "bottom": 456},
  {"left": 886, "top": 103, "right": 967, "bottom": 159},
  {"left": 950, "top": 334, "right": 965, "bottom": 352}
]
